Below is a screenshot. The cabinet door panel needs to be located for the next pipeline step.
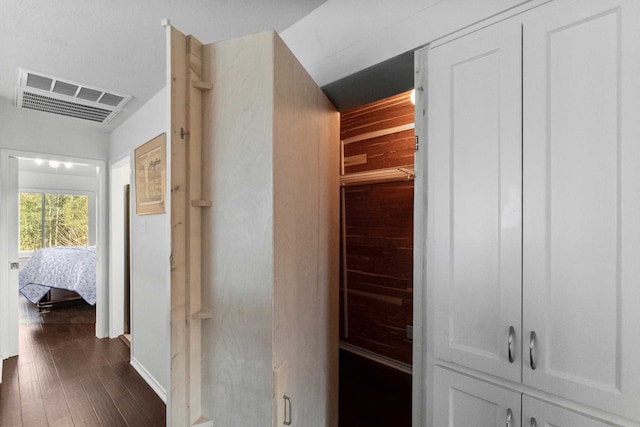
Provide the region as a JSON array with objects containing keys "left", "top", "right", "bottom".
[
  {"left": 523, "top": 0, "right": 640, "bottom": 420},
  {"left": 429, "top": 19, "right": 522, "bottom": 382},
  {"left": 522, "top": 396, "right": 620, "bottom": 427},
  {"left": 434, "top": 368, "right": 521, "bottom": 427}
]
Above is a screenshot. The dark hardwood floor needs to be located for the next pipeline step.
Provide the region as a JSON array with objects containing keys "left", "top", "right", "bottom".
[
  {"left": 339, "top": 349, "right": 412, "bottom": 427},
  {"left": 0, "top": 295, "right": 165, "bottom": 427}
]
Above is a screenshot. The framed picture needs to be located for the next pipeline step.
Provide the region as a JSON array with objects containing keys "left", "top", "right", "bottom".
[{"left": 134, "top": 133, "right": 166, "bottom": 215}]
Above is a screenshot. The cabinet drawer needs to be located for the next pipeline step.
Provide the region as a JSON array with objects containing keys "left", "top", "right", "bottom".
[
  {"left": 522, "top": 395, "right": 626, "bottom": 427},
  {"left": 434, "top": 368, "right": 521, "bottom": 427}
]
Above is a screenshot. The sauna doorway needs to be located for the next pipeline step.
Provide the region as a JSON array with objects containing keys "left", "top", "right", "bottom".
[{"left": 338, "top": 90, "right": 414, "bottom": 426}]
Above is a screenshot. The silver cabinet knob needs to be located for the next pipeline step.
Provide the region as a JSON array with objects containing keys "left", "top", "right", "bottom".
[
  {"left": 506, "top": 408, "right": 513, "bottom": 427},
  {"left": 508, "top": 326, "right": 516, "bottom": 363},
  {"left": 283, "top": 395, "right": 292, "bottom": 425},
  {"left": 529, "top": 331, "right": 537, "bottom": 370}
]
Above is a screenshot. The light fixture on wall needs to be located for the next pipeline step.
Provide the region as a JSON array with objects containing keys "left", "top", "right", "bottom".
[{"left": 22, "top": 157, "right": 88, "bottom": 170}]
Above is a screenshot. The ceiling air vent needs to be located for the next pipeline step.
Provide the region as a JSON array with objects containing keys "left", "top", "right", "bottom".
[{"left": 16, "top": 69, "right": 132, "bottom": 124}]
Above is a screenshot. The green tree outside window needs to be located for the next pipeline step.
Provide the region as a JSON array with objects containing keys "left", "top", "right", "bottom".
[{"left": 19, "top": 192, "right": 89, "bottom": 251}]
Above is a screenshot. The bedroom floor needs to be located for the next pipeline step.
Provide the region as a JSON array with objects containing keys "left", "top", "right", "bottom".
[{"left": 0, "top": 296, "right": 165, "bottom": 426}]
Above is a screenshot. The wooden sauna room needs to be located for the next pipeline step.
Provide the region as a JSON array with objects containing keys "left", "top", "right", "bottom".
[{"left": 338, "top": 90, "right": 415, "bottom": 426}]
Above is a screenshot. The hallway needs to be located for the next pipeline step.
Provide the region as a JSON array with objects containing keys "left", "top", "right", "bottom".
[{"left": 0, "top": 296, "right": 165, "bottom": 426}]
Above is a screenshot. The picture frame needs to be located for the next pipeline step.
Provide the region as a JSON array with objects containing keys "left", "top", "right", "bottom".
[{"left": 134, "top": 133, "right": 166, "bottom": 215}]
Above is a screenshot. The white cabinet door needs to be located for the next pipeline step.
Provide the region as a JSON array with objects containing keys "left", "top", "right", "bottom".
[
  {"left": 522, "top": 0, "right": 640, "bottom": 420},
  {"left": 522, "top": 396, "right": 619, "bottom": 427},
  {"left": 429, "top": 18, "right": 522, "bottom": 382},
  {"left": 434, "top": 367, "right": 521, "bottom": 427}
]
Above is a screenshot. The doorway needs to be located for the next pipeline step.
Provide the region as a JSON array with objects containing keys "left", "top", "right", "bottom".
[
  {"left": 337, "top": 90, "right": 415, "bottom": 426},
  {"left": 109, "top": 156, "right": 131, "bottom": 340},
  {"left": 0, "top": 149, "right": 108, "bottom": 360}
]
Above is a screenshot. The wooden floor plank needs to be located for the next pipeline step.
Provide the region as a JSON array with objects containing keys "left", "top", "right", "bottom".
[
  {"left": 65, "top": 395, "right": 102, "bottom": 426},
  {"left": 47, "top": 417, "right": 75, "bottom": 427},
  {"left": 15, "top": 348, "right": 34, "bottom": 367},
  {"left": 94, "top": 365, "right": 130, "bottom": 401},
  {"left": 119, "top": 371, "right": 166, "bottom": 425},
  {"left": 0, "top": 358, "right": 22, "bottom": 427},
  {"left": 20, "top": 400, "right": 47, "bottom": 427},
  {"left": 0, "top": 296, "right": 166, "bottom": 427},
  {"left": 0, "top": 411, "right": 22, "bottom": 427},
  {"left": 0, "top": 388, "right": 22, "bottom": 427},
  {"left": 17, "top": 380, "right": 41, "bottom": 406},
  {"left": 41, "top": 390, "right": 73, "bottom": 426},
  {"left": 1, "top": 357, "right": 20, "bottom": 389},
  {"left": 16, "top": 363, "right": 38, "bottom": 386},
  {"left": 80, "top": 373, "right": 128, "bottom": 427},
  {"left": 113, "top": 393, "right": 156, "bottom": 427},
  {"left": 34, "top": 357, "right": 63, "bottom": 395}
]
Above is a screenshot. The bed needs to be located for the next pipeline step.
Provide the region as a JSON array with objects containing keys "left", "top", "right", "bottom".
[{"left": 19, "top": 246, "right": 97, "bottom": 307}]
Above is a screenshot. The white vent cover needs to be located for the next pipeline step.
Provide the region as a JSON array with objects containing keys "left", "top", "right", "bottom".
[{"left": 16, "top": 69, "right": 132, "bottom": 124}]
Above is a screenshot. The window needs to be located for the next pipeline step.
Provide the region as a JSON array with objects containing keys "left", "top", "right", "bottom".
[{"left": 19, "top": 192, "right": 89, "bottom": 251}]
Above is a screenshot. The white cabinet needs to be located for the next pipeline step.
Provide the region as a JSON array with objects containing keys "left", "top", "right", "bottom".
[
  {"left": 429, "top": 18, "right": 523, "bottom": 384},
  {"left": 522, "top": 0, "right": 640, "bottom": 416},
  {"left": 522, "top": 396, "right": 618, "bottom": 427},
  {"left": 436, "top": 368, "right": 621, "bottom": 427},
  {"left": 434, "top": 368, "right": 521, "bottom": 427},
  {"left": 424, "top": 0, "right": 640, "bottom": 424}
]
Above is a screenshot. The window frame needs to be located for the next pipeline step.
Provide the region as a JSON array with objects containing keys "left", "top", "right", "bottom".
[{"left": 19, "top": 188, "right": 93, "bottom": 258}]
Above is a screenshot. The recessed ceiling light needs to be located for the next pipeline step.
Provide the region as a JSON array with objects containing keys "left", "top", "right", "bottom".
[
  {"left": 49, "top": 160, "right": 60, "bottom": 168},
  {"left": 34, "top": 159, "right": 44, "bottom": 166}
]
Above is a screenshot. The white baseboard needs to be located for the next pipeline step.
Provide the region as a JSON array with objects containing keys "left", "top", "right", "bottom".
[{"left": 130, "top": 357, "right": 167, "bottom": 403}]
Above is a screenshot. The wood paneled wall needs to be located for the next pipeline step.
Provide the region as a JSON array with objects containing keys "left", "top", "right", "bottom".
[
  {"left": 341, "top": 182, "right": 414, "bottom": 364},
  {"left": 340, "top": 91, "right": 414, "bottom": 141},
  {"left": 343, "top": 129, "right": 415, "bottom": 174},
  {"left": 340, "top": 90, "right": 414, "bottom": 365},
  {"left": 341, "top": 91, "right": 414, "bottom": 175}
]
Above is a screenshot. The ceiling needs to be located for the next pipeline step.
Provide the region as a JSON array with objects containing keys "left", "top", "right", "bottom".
[
  {"left": 1, "top": 0, "right": 432, "bottom": 135},
  {"left": 0, "top": 0, "right": 328, "bottom": 132},
  {"left": 322, "top": 50, "right": 414, "bottom": 112}
]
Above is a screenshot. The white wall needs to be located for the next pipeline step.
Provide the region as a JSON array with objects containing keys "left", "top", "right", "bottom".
[
  {"left": 19, "top": 171, "right": 98, "bottom": 192},
  {"left": 108, "top": 87, "right": 169, "bottom": 400},
  {"left": 282, "top": 0, "right": 537, "bottom": 86},
  {"left": 109, "top": 88, "right": 166, "bottom": 163},
  {"left": 0, "top": 97, "right": 109, "bottom": 159}
]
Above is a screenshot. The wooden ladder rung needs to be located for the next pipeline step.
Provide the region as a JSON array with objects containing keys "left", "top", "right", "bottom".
[
  {"left": 191, "top": 200, "right": 212, "bottom": 207},
  {"left": 192, "top": 310, "right": 212, "bottom": 320},
  {"left": 191, "top": 81, "right": 213, "bottom": 91}
]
